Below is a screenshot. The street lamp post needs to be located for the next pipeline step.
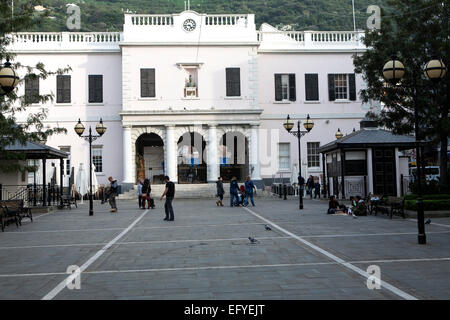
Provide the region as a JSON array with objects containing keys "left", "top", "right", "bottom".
[
  {"left": 382, "top": 54, "right": 446, "bottom": 245},
  {"left": 74, "top": 119, "right": 107, "bottom": 216},
  {"left": 283, "top": 114, "right": 314, "bottom": 210}
]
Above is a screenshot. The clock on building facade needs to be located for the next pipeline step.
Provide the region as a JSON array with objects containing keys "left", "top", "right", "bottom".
[{"left": 183, "top": 19, "right": 196, "bottom": 31}]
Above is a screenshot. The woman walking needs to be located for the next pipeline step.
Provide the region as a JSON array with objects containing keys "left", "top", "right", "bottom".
[{"left": 216, "top": 177, "right": 225, "bottom": 206}]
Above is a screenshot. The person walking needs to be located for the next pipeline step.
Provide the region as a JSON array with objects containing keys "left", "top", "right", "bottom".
[
  {"left": 314, "top": 181, "right": 321, "bottom": 199},
  {"left": 229, "top": 176, "right": 239, "bottom": 207},
  {"left": 216, "top": 177, "right": 225, "bottom": 207},
  {"left": 298, "top": 174, "right": 305, "bottom": 198},
  {"left": 306, "top": 175, "right": 314, "bottom": 199},
  {"left": 108, "top": 176, "right": 118, "bottom": 213},
  {"left": 243, "top": 175, "right": 256, "bottom": 207},
  {"left": 137, "top": 179, "right": 143, "bottom": 208},
  {"left": 160, "top": 176, "right": 175, "bottom": 221},
  {"left": 142, "top": 178, "right": 154, "bottom": 209}
]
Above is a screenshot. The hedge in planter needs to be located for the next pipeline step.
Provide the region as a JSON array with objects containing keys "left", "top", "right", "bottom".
[{"left": 404, "top": 200, "right": 450, "bottom": 211}]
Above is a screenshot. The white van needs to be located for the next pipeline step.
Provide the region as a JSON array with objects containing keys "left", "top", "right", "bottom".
[{"left": 409, "top": 166, "right": 440, "bottom": 181}]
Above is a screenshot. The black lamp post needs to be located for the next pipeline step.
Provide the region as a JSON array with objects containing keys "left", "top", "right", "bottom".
[
  {"left": 382, "top": 53, "right": 446, "bottom": 245},
  {"left": 74, "top": 118, "right": 107, "bottom": 216},
  {"left": 283, "top": 114, "right": 314, "bottom": 210},
  {"left": 0, "top": 57, "right": 19, "bottom": 96}
]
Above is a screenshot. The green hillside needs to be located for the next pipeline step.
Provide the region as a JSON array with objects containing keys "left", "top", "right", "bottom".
[{"left": 30, "top": 0, "right": 390, "bottom": 32}]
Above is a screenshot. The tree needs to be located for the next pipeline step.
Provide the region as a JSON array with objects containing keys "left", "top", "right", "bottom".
[
  {"left": 0, "top": 0, "right": 70, "bottom": 173},
  {"left": 353, "top": 0, "right": 449, "bottom": 189}
]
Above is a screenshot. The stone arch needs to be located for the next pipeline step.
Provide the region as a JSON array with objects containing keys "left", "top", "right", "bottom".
[
  {"left": 131, "top": 126, "right": 166, "bottom": 184},
  {"left": 174, "top": 125, "right": 209, "bottom": 144}
]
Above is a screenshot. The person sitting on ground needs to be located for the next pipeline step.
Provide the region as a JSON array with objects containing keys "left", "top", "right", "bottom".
[
  {"left": 328, "top": 195, "right": 348, "bottom": 214},
  {"left": 353, "top": 195, "right": 367, "bottom": 216}
]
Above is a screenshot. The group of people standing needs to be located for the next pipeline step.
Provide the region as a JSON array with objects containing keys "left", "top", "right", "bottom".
[
  {"left": 216, "top": 176, "right": 257, "bottom": 207},
  {"left": 137, "top": 176, "right": 176, "bottom": 221}
]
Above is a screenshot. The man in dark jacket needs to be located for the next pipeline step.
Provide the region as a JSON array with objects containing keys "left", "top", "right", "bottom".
[
  {"left": 230, "top": 177, "right": 239, "bottom": 207},
  {"left": 306, "top": 175, "right": 315, "bottom": 199},
  {"left": 108, "top": 176, "right": 118, "bottom": 213},
  {"left": 216, "top": 177, "right": 225, "bottom": 206},
  {"left": 160, "top": 176, "right": 175, "bottom": 221}
]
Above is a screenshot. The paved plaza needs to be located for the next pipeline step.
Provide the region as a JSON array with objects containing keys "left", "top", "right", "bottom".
[{"left": 0, "top": 196, "right": 450, "bottom": 300}]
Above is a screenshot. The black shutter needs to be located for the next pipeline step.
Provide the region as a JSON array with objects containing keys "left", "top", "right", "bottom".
[
  {"left": 140, "top": 69, "right": 149, "bottom": 97},
  {"left": 25, "top": 76, "right": 39, "bottom": 104},
  {"left": 64, "top": 75, "right": 71, "bottom": 103},
  {"left": 226, "top": 68, "right": 240, "bottom": 97},
  {"left": 305, "top": 74, "right": 319, "bottom": 101},
  {"left": 328, "top": 74, "right": 335, "bottom": 101},
  {"left": 57, "top": 75, "right": 63, "bottom": 103},
  {"left": 349, "top": 73, "right": 356, "bottom": 101},
  {"left": 149, "top": 69, "right": 155, "bottom": 97},
  {"left": 288, "top": 74, "right": 296, "bottom": 101},
  {"left": 274, "top": 74, "right": 282, "bottom": 101},
  {"left": 89, "top": 75, "right": 102, "bottom": 103},
  {"left": 141, "top": 69, "right": 156, "bottom": 97}
]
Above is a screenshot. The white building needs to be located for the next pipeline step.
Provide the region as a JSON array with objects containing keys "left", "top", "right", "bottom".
[{"left": 8, "top": 10, "right": 370, "bottom": 192}]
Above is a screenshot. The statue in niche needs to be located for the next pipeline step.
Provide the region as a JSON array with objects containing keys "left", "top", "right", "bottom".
[{"left": 185, "top": 74, "right": 195, "bottom": 87}]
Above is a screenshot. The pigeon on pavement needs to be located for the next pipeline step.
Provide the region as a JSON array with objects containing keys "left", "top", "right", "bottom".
[
  {"left": 425, "top": 219, "right": 431, "bottom": 225},
  {"left": 264, "top": 224, "right": 272, "bottom": 231},
  {"left": 248, "top": 237, "right": 258, "bottom": 244}
]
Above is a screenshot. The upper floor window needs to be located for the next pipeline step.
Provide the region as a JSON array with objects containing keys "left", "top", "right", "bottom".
[
  {"left": 226, "top": 68, "right": 241, "bottom": 97},
  {"left": 24, "top": 76, "right": 39, "bottom": 104},
  {"left": 57, "top": 75, "right": 71, "bottom": 103},
  {"left": 307, "top": 142, "right": 321, "bottom": 168},
  {"left": 88, "top": 75, "right": 103, "bottom": 103},
  {"left": 328, "top": 73, "right": 356, "bottom": 101},
  {"left": 305, "top": 74, "right": 319, "bottom": 101},
  {"left": 141, "top": 68, "right": 156, "bottom": 98},
  {"left": 275, "top": 74, "right": 296, "bottom": 102}
]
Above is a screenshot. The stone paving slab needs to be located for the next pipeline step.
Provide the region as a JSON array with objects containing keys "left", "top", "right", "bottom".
[{"left": 0, "top": 198, "right": 449, "bottom": 300}]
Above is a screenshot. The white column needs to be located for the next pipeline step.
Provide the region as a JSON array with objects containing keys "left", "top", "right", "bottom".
[
  {"left": 122, "top": 126, "right": 134, "bottom": 183},
  {"left": 207, "top": 124, "right": 219, "bottom": 183},
  {"left": 395, "top": 147, "right": 401, "bottom": 197},
  {"left": 367, "top": 148, "right": 374, "bottom": 194},
  {"left": 165, "top": 125, "right": 177, "bottom": 183},
  {"left": 250, "top": 125, "right": 261, "bottom": 180}
]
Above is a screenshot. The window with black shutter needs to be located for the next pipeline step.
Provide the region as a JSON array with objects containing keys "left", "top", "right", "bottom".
[
  {"left": 25, "top": 76, "right": 39, "bottom": 104},
  {"left": 141, "top": 68, "right": 156, "bottom": 97},
  {"left": 275, "top": 74, "right": 295, "bottom": 101},
  {"left": 88, "top": 75, "right": 103, "bottom": 103},
  {"left": 305, "top": 74, "right": 319, "bottom": 101},
  {"left": 226, "top": 68, "right": 241, "bottom": 97},
  {"left": 57, "top": 75, "right": 71, "bottom": 103}
]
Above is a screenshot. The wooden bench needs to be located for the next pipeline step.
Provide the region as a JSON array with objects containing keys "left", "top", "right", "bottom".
[
  {"left": 0, "top": 202, "right": 20, "bottom": 232},
  {"left": 0, "top": 200, "right": 33, "bottom": 226},
  {"left": 375, "top": 196, "right": 405, "bottom": 219}
]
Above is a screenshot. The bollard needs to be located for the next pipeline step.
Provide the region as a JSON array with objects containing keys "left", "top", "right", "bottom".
[{"left": 283, "top": 184, "right": 287, "bottom": 200}]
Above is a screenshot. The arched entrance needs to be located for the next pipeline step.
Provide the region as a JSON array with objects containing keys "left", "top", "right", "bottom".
[
  {"left": 177, "top": 132, "right": 207, "bottom": 183},
  {"left": 135, "top": 133, "right": 165, "bottom": 184},
  {"left": 220, "top": 132, "right": 249, "bottom": 182}
]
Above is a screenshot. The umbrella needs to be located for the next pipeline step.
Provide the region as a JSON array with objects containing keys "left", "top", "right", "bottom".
[
  {"left": 290, "top": 163, "right": 299, "bottom": 186},
  {"left": 90, "top": 163, "right": 99, "bottom": 194},
  {"left": 75, "top": 163, "right": 88, "bottom": 203}
]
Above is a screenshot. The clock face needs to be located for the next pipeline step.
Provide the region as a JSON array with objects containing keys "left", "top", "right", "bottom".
[{"left": 183, "top": 19, "right": 196, "bottom": 32}]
